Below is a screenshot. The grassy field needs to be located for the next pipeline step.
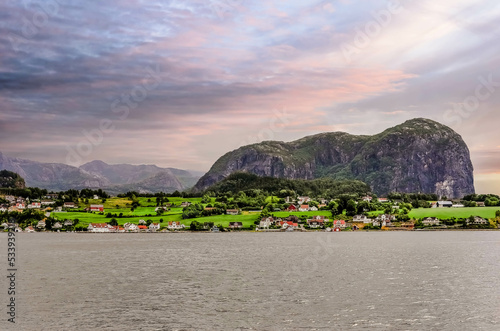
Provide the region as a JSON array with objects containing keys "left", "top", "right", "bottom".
[
  {"left": 50, "top": 196, "right": 335, "bottom": 228},
  {"left": 367, "top": 207, "right": 499, "bottom": 219}
]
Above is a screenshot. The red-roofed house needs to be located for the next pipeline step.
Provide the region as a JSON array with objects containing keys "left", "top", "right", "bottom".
[
  {"left": 138, "top": 225, "right": 148, "bottom": 231},
  {"left": 90, "top": 204, "right": 104, "bottom": 212},
  {"left": 286, "top": 205, "right": 298, "bottom": 212},
  {"left": 87, "top": 223, "right": 110, "bottom": 233},
  {"left": 307, "top": 215, "right": 328, "bottom": 228},
  {"left": 333, "top": 220, "right": 346, "bottom": 230},
  {"left": 299, "top": 204, "right": 310, "bottom": 212}
]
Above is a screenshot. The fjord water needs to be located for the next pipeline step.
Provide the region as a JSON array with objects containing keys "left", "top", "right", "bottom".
[{"left": 1, "top": 232, "right": 499, "bottom": 330}]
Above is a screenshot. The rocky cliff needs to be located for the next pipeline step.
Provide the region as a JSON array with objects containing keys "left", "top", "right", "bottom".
[{"left": 194, "top": 118, "right": 475, "bottom": 198}]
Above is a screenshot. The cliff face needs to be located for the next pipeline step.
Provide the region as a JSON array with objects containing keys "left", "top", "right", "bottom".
[{"left": 194, "top": 118, "right": 475, "bottom": 198}]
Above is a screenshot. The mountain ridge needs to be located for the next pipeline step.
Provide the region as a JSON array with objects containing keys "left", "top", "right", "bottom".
[{"left": 193, "top": 118, "right": 475, "bottom": 198}]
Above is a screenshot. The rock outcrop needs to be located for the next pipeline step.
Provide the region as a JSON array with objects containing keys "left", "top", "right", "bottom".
[{"left": 194, "top": 118, "right": 475, "bottom": 198}]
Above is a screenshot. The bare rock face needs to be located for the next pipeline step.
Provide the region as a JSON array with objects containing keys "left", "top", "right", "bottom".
[{"left": 194, "top": 118, "right": 475, "bottom": 198}]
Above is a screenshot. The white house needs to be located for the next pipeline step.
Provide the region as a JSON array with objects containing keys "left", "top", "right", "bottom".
[
  {"left": 353, "top": 215, "right": 372, "bottom": 223},
  {"left": 309, "top": 206, "right": 318, "bottom": 211},
  {"left": 299, "top": 204, "right": 310, "bottom": 212},
  {"left": 53, "top": 222, "right": 63, "bottom": 230},
  {"left": 25, "top": 226, "right": 35, "bottom": 233},
  {"left": 259, "top": 217, "right": 275, "bottom": 229},
  {"left": 469, "top": 217, "right": 489, "bottom": 225},
  {"left": 333, "top": 220, "right": 346, "bottom": 229},
  {"left": 168, "top": 221, "right": 185, "bottom": 230},
  {"left": 149, "top": 223, "right": 161, "bottom": 231},
  {"left": 226, "top": 209, "right": 239, "bottom": 215},
  {"left": 28, "top": 202, "right": 41, "bottom": 209},
  {"left": 422, "top": 217, "right": 441, "bottom": 226},
  {"left": 37, "top": 220, "right": 46, "bottom": 229},
  {"left": 87, "top": 223, "right": 110, "bottom": 232},
  {"left": 124, "top": 223, "right": 138, "bottom": 232}
]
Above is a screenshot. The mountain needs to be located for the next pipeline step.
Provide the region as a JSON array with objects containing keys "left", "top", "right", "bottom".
[
  {"left": 0, "top": 153, "right": 200, "bottom": 193},
  {"left": 0, "top": 152, "right": 110, "bottom": 190},
  {"left": 0, "top": 170, "right": 26, "bottom": 189},
  {"left": 193, "top": 118, "right": 475, "bottom": 198}
]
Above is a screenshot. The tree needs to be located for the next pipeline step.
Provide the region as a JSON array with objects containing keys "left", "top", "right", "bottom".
[
  {"left": 108, "top": 218, "right": 118, "bottom": 226},
  {"left": 346, "top": 200, "right": 357, "bottom": 216},
  {"left": 496, "top": 210, "right": 500, "bottom": 218}
]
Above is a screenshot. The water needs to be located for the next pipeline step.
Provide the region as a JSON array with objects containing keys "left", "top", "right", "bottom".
[{"left": 1, "top": 232, "right": 499, "bottom": 330}]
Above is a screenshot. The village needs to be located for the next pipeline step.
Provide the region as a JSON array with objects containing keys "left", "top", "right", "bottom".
[{"left": 1, "top": 191, "right": 499, "bottom": 233}]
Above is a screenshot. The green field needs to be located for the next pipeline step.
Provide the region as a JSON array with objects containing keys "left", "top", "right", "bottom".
[
  {"left": 50, "top": 196, "right": 336, "bottom": 229},
  {"left": 367, "top": 207, "right": 499, "bottom": 220}
]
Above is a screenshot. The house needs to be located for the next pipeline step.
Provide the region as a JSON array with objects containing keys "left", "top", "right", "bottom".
[
  {"left": 226, "top": 209, "right": 239, "bottom": 215},
  {"left": 41, "top": 200, "right": 55, "bottom": 206},
  {"left": 0, "top": 205, "right": 8, "bottom": 212},
  {"left": 285, "top": 196, "right": 295, "bottom": 204},
  {"left": 259, "top": 217, "right": 275, "bottom": 229},
  {"left": 422, "top": 217, "right": 441, "bottom": 226},
  {"left": 167, "top": 221, "right": 185, "bottom": 230},
  {"left": 87, "top": 223, "right": 110, "bottom": 232},
  {"left": 476, "top": 202, "right": 486, "bottom": 207},
  {"left": 37, "top": 219, "right": 46, "bottom": 229},
  {"left": 362, "top": 196, "right": 373, "bottom": 202},
  {"left": 376, "top": 214, "right": 396, "bottom": 222},
  {"left": 45, "top": 193, "right": 58, "bottom": 199},
  {"left": 149, "top": 223, "right": 161, "bottom": 231},
  {"left": 228, "top": 222, "right": 243, "bottom": 229},
  {"left": 298, "top": 196, "right": 311, "bottom": 204},
  {"left": 309, "top": 206, "right": 318, "bottom": 211},
  {"left": 180, "top": 201, "right": 191, "bottom": 207},
  {"left": 138, "top": 225, "right": 148, "bottom": 232},
  {"left": 53, "top": 222, "right": 63, "bottom": 230},
  {"left": 452, "top": 204, "right": 465, "bottom": 208},
  {"left": 307, "top": 215, "right": 328, "bottom": 229},
  {"left": 204, "top": 207, "right": 215, "bottom": 211},
  {"left": 378, "top": 198, "right": 389, "bottom": 203},
  {"left": 15, "top": 203, "right": 25, "bottom": 209},
  {"left": 280, "top": 221, "right": 298, "bottom": 229},
  {"left": 353, "top": 215, "right": 372, "bottom": 223},
  {"left": 64, "top": 220, "right": 74, "bottom": 227},
  {"left": 90, "top": 204, "right": 104, "bottom": 212},
  {"left": 333, "top": 220, "right": 346, "bottom": 229},
  {"left": 468, "top": 216, "right": 488, "bottom": 225},
  {"left": 93, "top": 195, "right": 99, "bottom": 200},
  {"left": 124, "top": 223, "right": 139, "bottom": 232},
  {"left": 28, "top": 202, "right": 41, "bottom": 209},
  {"left": 212, "top": 225, "right": 219, "bottom": 232},
  {"left": 299, "top": 204, "right": 310, "bottom": 212},
  {"left": 436, "top": 201, "right": 453, "bottom": 208},
  {"left": 64, "top": 202, "right": 76, "bottom": 209},
  {"left": 138, "top": 219, "right": 146, "bottom": 225},
  {"left": 25, "top": 226, "right": 35, "bottom": 233},
  {"left": 286, "top": 205, "right": 298, "bottom": 212},
  {"left": 317, "top": 204, "right": 326, "bottom": 209}
]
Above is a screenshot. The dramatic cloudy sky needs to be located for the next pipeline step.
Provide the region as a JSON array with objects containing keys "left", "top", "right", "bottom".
[{"left": 1, "top": 0, "right": 499, "bottom": 193}]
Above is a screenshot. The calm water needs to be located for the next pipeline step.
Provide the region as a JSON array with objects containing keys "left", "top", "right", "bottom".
[{"left": 1, "top": 232, "right": 499, "bottom": 330}]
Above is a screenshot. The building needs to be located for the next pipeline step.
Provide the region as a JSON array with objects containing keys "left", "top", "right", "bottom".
[
  {"left": 299, "top": 204, "right": 310, "bottom": 212},
  {"left": 378, "top": 198, "right": 389, "bottom": 203},
  {"left": 286, "top": 205, "right": 298, "bottom": 212},
  {"left": 90, "top": 204, "right": 104, "bottom": 212},
  {"left": 180, "top": 201, "right": 191, "bottom": 207},
  {"left": 307, "top": 215, "right": 328, "bottom": 228},
  {"left": 228, "top": 222, "right": 243, "bottom": 229},
  {"left": 87, "top": 223, "right": 110, "bottom": 232},
  {"left": 25, "top": 226, "right": 35, "bottom": 233},
  {"left": 124, "top": 223, "right": 139, "bottom": 232},
  {"left": 468, "top": 216, "right": 488, "bottom": 225},
  {"left": 37, "top": 219, "right": 46, "bottom": 229},
  {"left": 226, "top": 209, "right": 239, "bottom": 215},
  {"left": 53, "top": 222, "right": 63, "bottom": 230},
  {"left": 41, "top": 200, "right": 55, "bottom": 206},
  {"left": 138, "top": 225, "right": 148, "bottom": 232},
  {"left": 476, "top": 202, "right": 486, "bottom": 207},
  {"left": 28, "top": 202, "right": 41, "bottom": 209},
  {"left": 333, "top": 220, "right": 346, "bottom": 229},
  {"left": 149, "top": 223, "right": 161, "bottom": 231},
  {"left": 353, "top": 215, "right": 372, "bottom": 223},
  {"left": 167, "top": 221, "right": 185, "bottom": 230},
  {"left": 259, "top": 217, "right": 275, "bottom": 229},
  {"left": 297, "top": 196, "right": 311, "bottom": 204},
  {"left": 436, "top": 201, "right": 453, "bottom": 208},
  {"left": 422, "top": 217, "right": 441, "bottom": 226},
  {"left": 64, "top": 202, "right": 77, "bottom": 209}
]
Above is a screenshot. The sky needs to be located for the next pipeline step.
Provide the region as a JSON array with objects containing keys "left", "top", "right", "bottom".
[{"left": 1, "top": 0, "right": 499, "bottom": 194}]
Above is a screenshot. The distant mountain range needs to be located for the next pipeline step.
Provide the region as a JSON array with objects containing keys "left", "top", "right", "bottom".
[
  {"left": 194, "top": 118, "right": 475, "bottom": 198},
  {"left": 0, "top": 153, "right": 201, "bottom": 194}
]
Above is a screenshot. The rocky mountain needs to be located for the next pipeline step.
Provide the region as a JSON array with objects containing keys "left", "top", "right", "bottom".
[
  {"left": 0, "top": 152, "right": 110, "bottom": 191},
  {"left": 0, "top": 153, "right": 200, "bottom": 193},
  {"left": 193, "top": 118, "right": 475, "bottom": 198}
]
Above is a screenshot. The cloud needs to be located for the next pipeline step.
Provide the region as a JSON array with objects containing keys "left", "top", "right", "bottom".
[{"left": 0, "top": 0, "right": 499, "bottom": 195}]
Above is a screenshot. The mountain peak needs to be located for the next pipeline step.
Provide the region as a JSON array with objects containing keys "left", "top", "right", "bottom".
[{"left": 194, "top": 118, "right": 475, "bottom": 198}]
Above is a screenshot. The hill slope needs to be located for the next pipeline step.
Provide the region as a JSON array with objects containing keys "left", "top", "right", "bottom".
[
  {"left": 194, "top": 118, "right": 475, "bottom": 198},
  {"left": 0, "top": 170, "right": 26, "bottom": 189}
]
